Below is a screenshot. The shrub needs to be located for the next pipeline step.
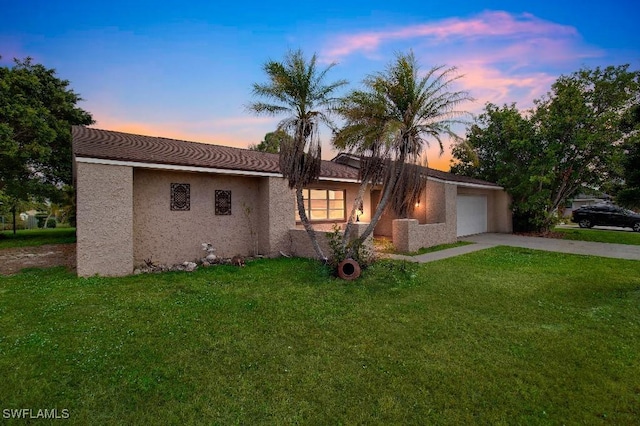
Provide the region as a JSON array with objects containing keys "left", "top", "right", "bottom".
[
  {"left": 35, "top": 214, "right": 47, "bottom": 228},
  {"left": 326, "top": 225, "right": 374, "bottom": 273}
]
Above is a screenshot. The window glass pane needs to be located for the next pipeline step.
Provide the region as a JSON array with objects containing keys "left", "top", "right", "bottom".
[
  {"left": 309, "top": 189, "right": 326, "bottom": 199},
  {"left": 296, "top": 189, "right": 346, "bottom": 222},
  {"left": 310, "top": 199, "right": 327, "bottom": 209},
  {"left": 329, "top": 200, "right": 344, "bottom": 209},
  {"left": 310, "top": 210, "right": 328, "bottom": 220}
]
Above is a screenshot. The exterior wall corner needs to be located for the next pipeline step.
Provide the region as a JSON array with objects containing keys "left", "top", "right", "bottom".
[{"left": 76, "top": 162, "right": 134, "bottom": 277}]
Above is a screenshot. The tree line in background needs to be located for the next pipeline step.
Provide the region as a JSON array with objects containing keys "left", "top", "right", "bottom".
[
  {"left": 0, "top": 57, "right": 93, "bottom": 233},
  {"left": 451, "top": 65, "right": 640, "bottom": 232}
]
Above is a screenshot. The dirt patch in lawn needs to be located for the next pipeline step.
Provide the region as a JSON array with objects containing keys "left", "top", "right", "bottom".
[{"left": 0, "top": 244, "right": 76, "bottom": 275}]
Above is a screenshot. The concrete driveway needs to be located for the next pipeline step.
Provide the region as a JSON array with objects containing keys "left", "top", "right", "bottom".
[
  {"left": 463, "top": 233, "right": 640, "bottom": 261},
  {"left": 386, "top": 233, "right": 640, "bottom": 263}
]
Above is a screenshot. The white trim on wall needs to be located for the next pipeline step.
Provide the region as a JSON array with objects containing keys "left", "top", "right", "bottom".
[
  {"left": 75, "top": 157, "right": 500, "bottom": 188},
  {"left": 426, "top": 176, "right": 504, "bottom": 190},
  {"left": 75, "top": 157, "right": 361, "bottom": 183}
]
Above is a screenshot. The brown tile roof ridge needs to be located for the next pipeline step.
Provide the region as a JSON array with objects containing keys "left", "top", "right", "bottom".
[{"left": 72, "top": 126, "right": 360, "bottom": 181}]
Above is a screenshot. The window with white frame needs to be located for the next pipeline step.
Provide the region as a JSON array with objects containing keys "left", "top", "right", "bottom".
[{"left": 296, "top": 189, "right": 346, "bottom": 221}]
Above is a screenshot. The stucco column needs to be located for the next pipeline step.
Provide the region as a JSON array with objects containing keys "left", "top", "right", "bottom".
[
  {"left": 258, "top": 177, "right": 295, "bottom": 257},
  {"left": 76, "top": 162, "right": 134, "bottom": 276},
  {"left": 392, "top": 219, "right": 418, "bottom": 253},
  {"left": 444, "top": 183, "right": 458, "bottom": 237}
]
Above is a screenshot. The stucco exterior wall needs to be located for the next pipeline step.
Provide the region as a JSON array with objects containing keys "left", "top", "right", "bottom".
[
  {"left": 258, "top": 177, "right": 295, "bottom": 256},
  {"left": 491, "top": 190, "right": 513, "bottom": 233},
  {"left": 392, "top": 220, "right": 455, "bottom": 253},
  {"left": 457, "top": 187, "right": 513, "bottom": 233},
  {"left": 133, "top": 169, "right": 262, "bottom": 266},
  {"left": 424, "top": 181, "right": 446, "bottom": 223},
  {"left": 289, "top": 222, "right": 373, "bottom": 259},
  {"left": 76, "top": 162, "right": 133, "bottom": 277},
  {"left": 372, "top": 179, "right": 449, "bottom": 237},
  {"left": 391, "top": 182, "right": 457, "bottom": 252},
  {"left": 76, "top": 158, "right": 511, "bottom": 275},
  {"left": 370, "top": 190, "right": 392, "bottom": 237},
  {"left": 288, "top": 228, "right": 333, "bottom": 259}
]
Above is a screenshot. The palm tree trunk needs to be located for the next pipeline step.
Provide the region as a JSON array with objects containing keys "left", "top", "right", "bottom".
[
  {"left": 341, "top": 182, "right": 369, "bottom": 251},
  {"left": 351, "top": 159, "right": 406, "bottom": 247},
  {"left": 295, "top": 187, "right": 327, "bottom": 261}
]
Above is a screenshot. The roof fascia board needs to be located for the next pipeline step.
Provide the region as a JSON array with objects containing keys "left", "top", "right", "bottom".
[
  {"left": 75, "top": 156, "right": 361, "bottom": 183},
  {"left": 75, "top": 157, "right": 282, "bottom": 178},
  {"left": 426, "top": 175, "right": 503, "bottom": 190}
]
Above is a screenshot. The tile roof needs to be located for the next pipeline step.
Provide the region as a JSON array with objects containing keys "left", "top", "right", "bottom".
[
  {"left": 72, "top": 126, "right": 360, "bottom": 181},
  {"left": 72, "top": 127, "right": 502, "bottom": 188},
  {"left": 332, "top": 153, "right": 502, "bottom": 188}
]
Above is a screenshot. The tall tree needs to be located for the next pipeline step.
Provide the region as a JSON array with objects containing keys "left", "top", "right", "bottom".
[
  {"left": 0, "top": 57, "right": 94, "bottom": 233},
  {"left": 450, "top": 103, "right": 544, "bottom": 231},
  {"left": 452, "top": 65, "right": 640, "bottom": 231},
  {"left": 248, "top": 50, "right": 347, "bottom": 260},
  {"left": 248, "top": 130, "right": 292, "bottom": 153},
  {"left": 334, "top": 51, "right": 471, "bottom": 254}
]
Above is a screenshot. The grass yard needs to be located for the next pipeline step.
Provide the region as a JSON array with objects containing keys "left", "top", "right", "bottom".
[
  {"left": 405, "top": 241, "right": 474, "bottom": 256},
  {"left": 0, "top": 228, "right": 76, "bottom": 249},
  {"left": 373, "top": 238, "right": 473, "bottom": 255},
  {"left": 1, "top": 248, "right": 639, "bottom": 424},
  {"left": 554, "top": 226, "right": 640, "bottom": 245}
]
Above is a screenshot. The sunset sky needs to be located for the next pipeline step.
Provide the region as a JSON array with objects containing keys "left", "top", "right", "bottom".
[{"left": 2, "top": 0, "right": 638, "bottom": 170}]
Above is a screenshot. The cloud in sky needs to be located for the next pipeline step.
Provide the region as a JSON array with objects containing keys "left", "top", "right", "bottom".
[
  {"left": 320, "top": 11, "right": 602, "bottom": 108},
  {"left": 322, "top": 11, "right": 579, "bottom": 61},
  {"left": 319, "top": 10, "right": 605, "bottom": 167},
  {"left": 8, "top": 8, "right": 616, "bottom": 169},
  {"left": 91, "top": 106, "right": 277, "bottom": 150}
]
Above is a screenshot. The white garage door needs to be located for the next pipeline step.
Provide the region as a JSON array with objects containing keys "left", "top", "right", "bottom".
[{"left": 457, "top": 195, "right": 487, "bottom": 237}]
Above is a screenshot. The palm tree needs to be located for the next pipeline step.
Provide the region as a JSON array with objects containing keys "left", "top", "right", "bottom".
[
  {"left": 248, "top": 49, "right": 348, "bottom": 260},
  {"left": 334, "top": 51, "right": 471, "bottom": 253}
]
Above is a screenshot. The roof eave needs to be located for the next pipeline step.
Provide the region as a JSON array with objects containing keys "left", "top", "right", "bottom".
[{"left": 75, "top": 156, "right": 361, "bottom": 183}]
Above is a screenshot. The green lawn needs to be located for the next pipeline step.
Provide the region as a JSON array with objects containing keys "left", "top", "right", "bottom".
[
  {"left": 405, "top": 241, "right": 474, "bottom": 256},
  {"left": 1, "top": 249, "right": 639, "bottom": 424},
  {"left": 555, "top": 226, "right": 640, "bottom": 245},
  {"left": 374, "top": 238, "right": 473, "bottom": 255},
  {"left": 0, "top": 228, "right": 76, "bottom": 249}
]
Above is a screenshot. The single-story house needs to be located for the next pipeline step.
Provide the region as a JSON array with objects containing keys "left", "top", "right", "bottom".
[{"left": 72, "top": 126, "right": 511, "bottom": 277}]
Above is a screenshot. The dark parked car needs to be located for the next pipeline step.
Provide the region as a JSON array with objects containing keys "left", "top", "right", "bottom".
[{"left": 572, "top": 204, "right": 640, "bottom": 232}]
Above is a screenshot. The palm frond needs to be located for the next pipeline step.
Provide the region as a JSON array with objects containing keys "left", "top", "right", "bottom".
[{"left": 333, "top": 50, "right": 472, "bottom": 218}]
